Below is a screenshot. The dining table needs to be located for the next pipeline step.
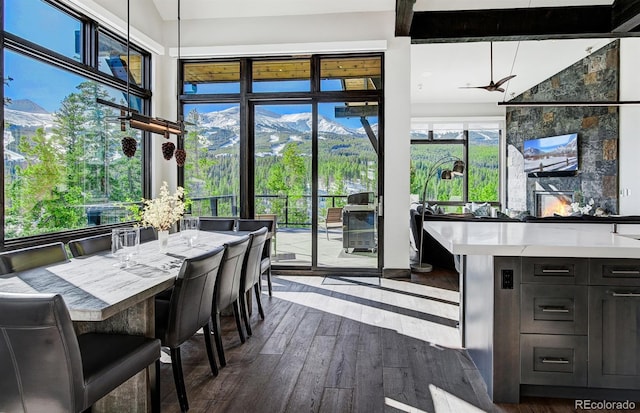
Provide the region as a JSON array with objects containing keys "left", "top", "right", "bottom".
[{"left": 0, "top": 229, "right": 248, "bottom": 413}]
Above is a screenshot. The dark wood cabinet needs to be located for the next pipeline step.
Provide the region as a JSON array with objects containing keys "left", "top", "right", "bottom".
[{"left": 589, "top": 285, "right": 640, "bottom": 389}]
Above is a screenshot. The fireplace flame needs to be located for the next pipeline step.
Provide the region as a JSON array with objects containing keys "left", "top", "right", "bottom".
[{"left": 541, "top": 198, "right": 572, "bottom": 217}]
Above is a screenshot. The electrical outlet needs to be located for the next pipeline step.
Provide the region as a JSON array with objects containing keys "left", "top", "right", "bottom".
[{"left": 501, "top": 269, "right": 514, "bottom": 289}]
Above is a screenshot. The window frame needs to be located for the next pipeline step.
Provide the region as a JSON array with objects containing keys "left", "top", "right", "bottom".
[
  {"left": 1, "top": 0, "right": 153, "bottom": 249},
  {"left": 410, "top": 122, "right": 502, "bottom": 209}
]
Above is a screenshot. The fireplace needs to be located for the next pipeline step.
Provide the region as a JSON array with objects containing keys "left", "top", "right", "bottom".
[{"left": 534, "top": 191, "right": 574, "bottom": 217}]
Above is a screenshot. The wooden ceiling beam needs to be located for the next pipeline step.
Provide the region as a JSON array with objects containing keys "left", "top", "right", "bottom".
[
  {"left": 395, "top": 0, "right": 415, "bottom": 37},
  {"left": 612, "top": 0, "right": 640, "bottom": 32},
  {"left": 410, "top": 5, "right": 640, "bottom": 43}
]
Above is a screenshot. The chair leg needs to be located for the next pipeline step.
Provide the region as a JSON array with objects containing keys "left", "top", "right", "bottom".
[
  {"left": 254, "top": 283, "right": 265, "bottom": 320},
  {"left": 212, "top": 311, "right": 226, "bottom": 367},
  {"left": 232, "top": 300, "right": 246, "bottom": 344},
  {"left": 202, "top": 320, "right": 219, "bottom": 377},
  {"left": 239, "top": 291, "right": 252, "bottom": 337},
  {"left": 170, "top": 347, "right": 189, "bottom": 413},
  {"left": 266, "top": 268, "right": 273, "bottom": 296},
  {"left": 150, "top": 359, "right": 161, "bottom": 413}
]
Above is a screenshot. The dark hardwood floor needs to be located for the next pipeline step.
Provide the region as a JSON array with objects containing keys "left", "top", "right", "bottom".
[{"left": 157, "top": 271, "right": 623, "bottom": 413}]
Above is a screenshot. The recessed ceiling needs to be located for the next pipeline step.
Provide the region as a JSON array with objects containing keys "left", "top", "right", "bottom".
[
  {"left": 414, "top": 0, "right": 614, "bottom": 11},
  {"left": 411, "top": 38, "right": 614, "bottom": 104}
]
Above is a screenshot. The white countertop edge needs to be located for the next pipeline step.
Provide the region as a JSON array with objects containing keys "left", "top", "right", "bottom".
[{"left": 424, "top": 221, "right": 640, "bottom": 258}]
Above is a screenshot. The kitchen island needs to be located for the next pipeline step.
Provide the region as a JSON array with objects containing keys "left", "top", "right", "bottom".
[{"left": 424, "top": 221, "right": 640, "bottom": 403}]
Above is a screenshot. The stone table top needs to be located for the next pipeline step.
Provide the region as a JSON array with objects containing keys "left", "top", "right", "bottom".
[{"left": 0, "top": 230, "right": 247, "bottom": 321}]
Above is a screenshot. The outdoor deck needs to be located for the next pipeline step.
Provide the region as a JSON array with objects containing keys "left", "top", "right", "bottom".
[{"left": 272, "top": 227, "right": 378, "bottom": 269}]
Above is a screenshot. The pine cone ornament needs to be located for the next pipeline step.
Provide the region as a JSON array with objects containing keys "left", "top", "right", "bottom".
[
  {"left": 175, "top": 149, "right": 186, "bottom": 167},
  {"left": 161, "top": 141, "right": 175, "bottom": 160},
  {"left": 121, "top": 136, "right": 137, "bottom": 158}
]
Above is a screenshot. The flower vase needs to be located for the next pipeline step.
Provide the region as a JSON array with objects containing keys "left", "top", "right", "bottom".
[{"left": 157, "top": 230, "right": 169, "bottom": 253}]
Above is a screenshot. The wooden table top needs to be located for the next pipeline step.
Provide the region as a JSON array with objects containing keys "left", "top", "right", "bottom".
[{"left": 0, "top": 230, "right": 247, "bottom": 321}]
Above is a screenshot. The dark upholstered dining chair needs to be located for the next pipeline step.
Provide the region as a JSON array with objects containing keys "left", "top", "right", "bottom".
[
  {"left": 199, "top": 217, "right": 236, "bottom": 232},
  {"left": 155, "top": 246, "right": 225, "bottom": 413},
  {"left": 238, "top": 227, "right": 268, "bottom": 337},
  {"left": 211, "top": 235, "right": 250, "bottom": 367},
  {"left": 237, "top": 219, "right": 274, "bottom": 296},
  {"left": 0, "top": 292, "right": 161, "bottom": 413},
  {"left": 140, "top": 226, "right": 158, "bottom": 243},
  {"left": 0, "top": 242, "right": 69, "bottom": 275},
  {"left": 68, "top": 233, "right": 111, "bottom": 257}
]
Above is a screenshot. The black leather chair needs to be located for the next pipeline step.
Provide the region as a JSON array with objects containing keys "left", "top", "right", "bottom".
[
  {"left": 199, "top": 217, "right": 236, "bottom": 232},
  {"left": 238, "top": 227, "right": 268, "bottom": 336},
  {"left": 140, "top": 226, "right": 158, "bottom": 243},
  {"left": 237, "top": 219, "right": 274, "bottom": 296},
  {"left": 0, "top": 292, "right": 161, "bottom": 413},
  {"left": 0, "top": 242, "right": 69, "bottom": 275},
  {"left": 155, "top": 246, "right": 225, "bottom": 412},
  {"left": 68, "top": 233, "right": 111, "bottom": 257},
  {"left": 211, "top": 235, "right": 250, "bottom": 367}
]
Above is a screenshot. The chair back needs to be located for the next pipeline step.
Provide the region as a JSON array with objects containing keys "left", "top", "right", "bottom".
[
  {"left": 237, "top": 219, "right": 273, "bottom": 232},
  {"left": 0, "top": 292, "right": 84, "bottom": 412},
  {"left": 139, "top": 227, "right": 157, "bottom": 243},
  {"left": 214, "top": 235, "right": 250, "bottom": 313},
  {"left": 68, "top": 234, "right": 111, "bottom": 257},
  {"left": 0, "top": 242, "right": 69, "bottom": 275},
  {"left": 326, "top": 207, "right": 343, "bottom": 225},
  {"left": 240, "top": 227, "right": 268, "bottom": 294},
  {"left": 199, "top": 217, "right": 236, "bottom": 232},
  {"left": 161, "top": 246, "right": 225, "bottom": 348}
]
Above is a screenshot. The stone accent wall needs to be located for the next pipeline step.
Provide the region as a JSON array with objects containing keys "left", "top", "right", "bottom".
[{"left": 505, "top": 41, "right": 619, "bottom": 215}]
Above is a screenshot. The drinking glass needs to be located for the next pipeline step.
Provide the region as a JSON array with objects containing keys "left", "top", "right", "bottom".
[
  {"left": 187, "top": 217, "right": 199, "bottom": 247},
  {"left": 112, "top": 227, "right": 139, "bottom": 268}
]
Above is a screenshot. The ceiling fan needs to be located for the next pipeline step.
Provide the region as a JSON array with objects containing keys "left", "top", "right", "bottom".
[{"left": 461, "top": 42, "right": 516, "bottom": 93}]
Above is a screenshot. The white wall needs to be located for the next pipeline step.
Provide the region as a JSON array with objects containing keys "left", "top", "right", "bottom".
[{"left": 619, "top": 38, "right": 640, "bottom": 215}]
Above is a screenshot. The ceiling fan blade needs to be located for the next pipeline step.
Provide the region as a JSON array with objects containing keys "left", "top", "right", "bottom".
[
  {"left": 494, "top": 74, "right": 517, "bottom": 88},
  {"left": 459, "top": 85, "right": 492, "bottom": 90}
]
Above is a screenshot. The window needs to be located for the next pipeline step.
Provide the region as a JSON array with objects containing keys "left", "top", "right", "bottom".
[
  {"left": 4, "top": 0, "right": 83, "bottom": 61},
  {"left": 252, "top": 59, "right": 310, "bottom": 93},
  {"left": 410, "top": 122, "right": 501, "bottom": 209},
  {"left": 320, "top": 56, "right": 382, "bottom": 91},
  {"left": 183, "top": 61, "right": 240, "bottom": 94},
  {"left": 182, "top": 103, "right": 240, "bottom": 217},
  {"left": 3, "top": 0, "right": 151, "bottom": 244}
]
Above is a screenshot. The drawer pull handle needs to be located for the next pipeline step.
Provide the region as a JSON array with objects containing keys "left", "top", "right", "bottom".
[
  {"left": 612, "top": 292, "right": 640, "bottom": 297},
  {"left": 539, "top": 306, "right": 570, "bottom": 313},
  {"left": 541, "top": 357, "right": 570, "bottom": 364},
  {"left": 610, "top": 270, "right": 640, "bottom": 275},
  {"left": 541, "top": 269, "right": 570, "bottom": 273}
]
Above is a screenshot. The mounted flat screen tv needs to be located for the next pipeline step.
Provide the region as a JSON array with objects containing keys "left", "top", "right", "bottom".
[{"left": 524, "top": 132, "right": 578, "bottom": 177}]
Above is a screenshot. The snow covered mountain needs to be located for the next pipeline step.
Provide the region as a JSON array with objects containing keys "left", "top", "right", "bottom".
[
  {"left": 194, "top": 106, "right": 360, "bottom": 137},
  {"left": 4, "top": 99, "right": 53, "bottom": 128}
]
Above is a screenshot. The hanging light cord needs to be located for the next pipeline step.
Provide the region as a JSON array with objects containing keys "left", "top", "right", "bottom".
[
  {"left": 503, "top": 0, "right": 531, "bottom": 101},
  {"left": 177, "top": 0, "right": 182, "bottom": 129},
  {"left": 126, "top": 0, "right": 131, "bottom": 116}
]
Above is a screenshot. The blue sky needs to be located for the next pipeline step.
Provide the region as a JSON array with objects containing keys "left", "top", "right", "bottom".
[{"left": 525, "top": 133, "right": 577, "bottom": 151}]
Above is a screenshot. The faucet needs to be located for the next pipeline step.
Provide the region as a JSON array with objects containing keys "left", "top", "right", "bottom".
[{"left": 612, "top": 223, "right": 618, "bottom": 234}]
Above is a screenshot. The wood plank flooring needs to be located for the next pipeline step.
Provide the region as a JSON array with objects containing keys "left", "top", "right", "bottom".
[{"left": 157, "top": 271, "right": 612, "bottom": 413}]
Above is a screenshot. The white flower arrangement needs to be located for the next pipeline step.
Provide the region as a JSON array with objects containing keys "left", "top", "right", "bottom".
[
  {"left": 139, "top": 181, "right": 186, "bottom": 231},
  {"left": 570, "top": 197, "right": 595, "bottom": 215}
]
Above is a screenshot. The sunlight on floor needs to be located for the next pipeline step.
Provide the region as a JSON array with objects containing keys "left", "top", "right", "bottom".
[
  {"left": 429, "top": 384, "right": 488, "bottom": 413},
  {"left": 385, "top": 397, "right": 430, "bottom": 413},
  {"left": 272, "top": 276, "right": 461, "bottom": 348}
]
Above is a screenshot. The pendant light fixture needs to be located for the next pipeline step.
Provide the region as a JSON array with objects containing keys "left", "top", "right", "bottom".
[
  {"left": 174, "top": 0, "right": 187, "bottom": 167},
  {"left": 101, "top": 0, "right": 184, "bottom": 159}
]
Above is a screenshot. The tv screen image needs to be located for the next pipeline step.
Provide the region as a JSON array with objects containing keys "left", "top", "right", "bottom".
[{"left": 523, "top": 133, "right": 578, "bottom": 175}]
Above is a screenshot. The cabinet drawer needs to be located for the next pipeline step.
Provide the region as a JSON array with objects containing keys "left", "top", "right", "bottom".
[
  {"left": 590, "top": 259, "right": 640, "bottom": 286},
  {"left": 521, "top": 284, "right": 587, "bottom": 334},
  {"left": 521, "top": 334, "right": 587, "bottom": 387},
  {"left": 522, "top": 257, "right": 588, "bottom": 284}
]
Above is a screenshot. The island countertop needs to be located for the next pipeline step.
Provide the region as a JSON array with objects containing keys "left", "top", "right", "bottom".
[{"left": 423, "top": 221, "right": 640, "bottom": 258}]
